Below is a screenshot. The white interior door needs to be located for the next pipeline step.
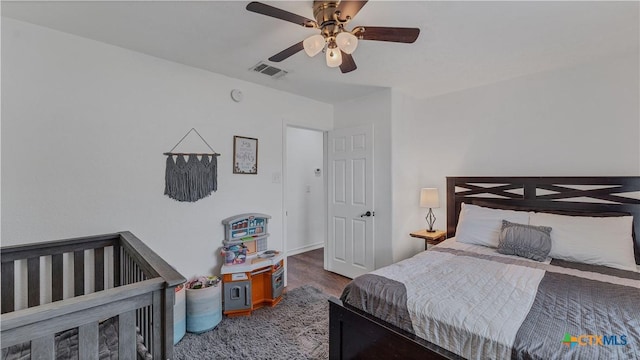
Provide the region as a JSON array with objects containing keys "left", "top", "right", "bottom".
[{"left": 327, "top": 124, "right": 374, "bottom": 279}]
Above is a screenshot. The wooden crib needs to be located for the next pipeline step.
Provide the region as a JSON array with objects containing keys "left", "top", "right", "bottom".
[{"left": 1, "top": 231, "right": 186, "bottom": 359}]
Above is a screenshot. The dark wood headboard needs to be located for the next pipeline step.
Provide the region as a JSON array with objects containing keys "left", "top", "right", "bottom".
[{"left": 446, "top": 176, "right": 640, "bottom": 264}]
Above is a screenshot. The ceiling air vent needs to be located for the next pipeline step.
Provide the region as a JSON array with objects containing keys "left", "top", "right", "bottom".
[{"left": 251, "top": 62, "right": 288, "bottom": 79}]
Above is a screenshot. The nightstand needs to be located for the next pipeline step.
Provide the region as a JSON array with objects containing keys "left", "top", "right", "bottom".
[{"left": 409, "top": 229, "right": 446, "bottom": 250}]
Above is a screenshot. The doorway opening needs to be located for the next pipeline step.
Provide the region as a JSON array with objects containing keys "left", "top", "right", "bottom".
[
  {"left": 284, "top": 125, "right": 356, "bottom": 292},
  {"left": 284, "top": 126, "right": 326, "bottom": 259}
]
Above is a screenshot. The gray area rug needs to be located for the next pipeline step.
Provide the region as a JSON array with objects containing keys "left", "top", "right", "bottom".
[{"left": 174, "top": 285, "right": 330, "bottom": 360}]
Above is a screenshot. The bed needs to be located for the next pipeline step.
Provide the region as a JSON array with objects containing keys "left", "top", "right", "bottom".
[
  {"left": 329, "top": 176, "right": 640, "bottom": 359},
  {"left": 1, "top": 231, "right": 185, "bottom": 360}
]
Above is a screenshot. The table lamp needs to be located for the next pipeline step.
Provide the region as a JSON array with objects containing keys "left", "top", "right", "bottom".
[{"left": 420, "top": 188, "right": 440, "bottom": 232}]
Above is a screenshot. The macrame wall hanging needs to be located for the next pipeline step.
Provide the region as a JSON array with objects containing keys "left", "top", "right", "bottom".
[{"left": 164, "top": 128, "right": 220, "bottom": 202}]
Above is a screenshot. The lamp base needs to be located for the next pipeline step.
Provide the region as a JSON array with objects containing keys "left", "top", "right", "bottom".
[
  {"left": 425, "top": 229, "right": 436, "bottom": 233},
  {"left": 425, "top": 208, "right": 436, "bottom": 233}
]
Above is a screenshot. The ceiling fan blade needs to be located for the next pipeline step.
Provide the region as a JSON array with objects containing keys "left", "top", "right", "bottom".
[
  {"left": 355, "top": 26, "right": 420, "bottom": 43},
  {"left": 340, "top": 51, "right": 357, "bottom": 73},
  {"left": 246, "top": 2, "right": 317, "bottom": 27},
  {"left": 268, "top": 41, "right": 304, "bottom": 62},
  {"left": 336, "top": 0, "right": 369, "bottom": 21}
]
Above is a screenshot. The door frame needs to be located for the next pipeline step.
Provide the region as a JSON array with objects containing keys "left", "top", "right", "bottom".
[{"left": 282, "top": 123, "right": 329, "bottom": 280}]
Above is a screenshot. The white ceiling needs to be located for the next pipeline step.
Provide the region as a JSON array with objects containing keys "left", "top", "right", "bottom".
[{"left": 2, "top": 1, "right": 638, "bottom": 104}]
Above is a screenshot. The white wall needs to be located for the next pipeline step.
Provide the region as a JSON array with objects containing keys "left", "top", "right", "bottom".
[
  {"left": 285, "top": 127, "right": 325, "bottom": 255},
  {"left": 392, "top": 54, "right": 640, "bottom": 262},
  {"left": 333, "top": 89, "right": 394, "bottom": 268},
  {"left": 1, "top": 18, "right": 333, "bottom": 279},
  {"left": 4, "top": 18, "right": 638, "bottom": 279}
]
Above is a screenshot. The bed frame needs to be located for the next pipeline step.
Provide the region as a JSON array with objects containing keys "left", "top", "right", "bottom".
[
  {"left": 329, "top": 176, "right": 640, "bottom": 360},
  {"left": 1, "top": 231, "right": 186, "bottom": 360}
]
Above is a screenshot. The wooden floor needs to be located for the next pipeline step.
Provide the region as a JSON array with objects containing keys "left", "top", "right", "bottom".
[{"left": 286, "top": 248, "right": 351, "bottom": 298}]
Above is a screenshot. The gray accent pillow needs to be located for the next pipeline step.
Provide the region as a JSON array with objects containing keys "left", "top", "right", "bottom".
[{"left": 497, "top": 220, "right": 552, "bottom": 262}]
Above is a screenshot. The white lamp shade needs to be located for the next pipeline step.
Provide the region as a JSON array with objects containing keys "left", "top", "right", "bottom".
[
  {"left": 303, "top": 34, "right": 325, "bottom": 57},
  {"left": 420, "top": 188, "right": 440, "bottom": 208},
  {"left": 336, "top": 32, "right": 358, "bottom": 54},
  {"left": 326, "top": 45, "right": 342, "bottom": 67}
]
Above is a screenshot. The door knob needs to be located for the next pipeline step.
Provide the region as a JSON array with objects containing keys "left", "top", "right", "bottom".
[{"left": 360, "top": 211, "right": 374, "bottom": 217}]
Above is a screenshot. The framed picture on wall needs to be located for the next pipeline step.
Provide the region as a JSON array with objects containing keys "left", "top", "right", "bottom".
[{"left": 233, "top": 136, "right": 258, "bottom": 174}]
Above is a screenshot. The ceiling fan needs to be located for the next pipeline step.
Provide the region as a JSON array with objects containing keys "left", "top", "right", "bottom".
[{"left": 246, "top": 1, "right": 420, "bottom": 73}]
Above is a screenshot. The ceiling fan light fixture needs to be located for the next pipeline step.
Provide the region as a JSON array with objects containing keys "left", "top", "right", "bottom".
[
  {"left": 336, "top": 32, "right": 358, "bottom": 54},
  {"left": 246, "top": 1, "right": 420, "bottom": 73},
  {"left": 325, "top": 43, "right": 342, "bottom": 67},
  {"left": 303, "top": 34, "right": 325, "bottom": 57}
]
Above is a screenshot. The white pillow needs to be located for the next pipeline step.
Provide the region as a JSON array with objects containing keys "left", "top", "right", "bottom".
[
  {"left": 529, "top": 212, "right": 636, "bottom": 271},
  {"left": 455, "top": 203, "right": 530, "bottom": 248}
]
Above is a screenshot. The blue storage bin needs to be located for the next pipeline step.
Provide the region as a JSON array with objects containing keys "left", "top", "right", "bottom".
[
  {"left": 173, "top": 284, "right": 186, "bottom": 344},
  {"left": 186, "top": 284, "right": 222, "bottom": 333}
]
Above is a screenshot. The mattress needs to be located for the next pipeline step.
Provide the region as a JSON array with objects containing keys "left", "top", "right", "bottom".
[{"left": 340, "top": 238, "right": 640, "bottom": 359}]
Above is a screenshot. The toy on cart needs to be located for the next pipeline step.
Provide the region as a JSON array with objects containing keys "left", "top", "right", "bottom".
[
  {"left": 221, "top": 213, "right": 271, "bottom": 255},
  {"left": 220, "top": 244, "right": 247, "bottom": 264}
]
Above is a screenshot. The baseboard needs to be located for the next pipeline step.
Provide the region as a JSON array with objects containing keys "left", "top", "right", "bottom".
[{"left": 286, "top": 242, "right": 324, "bottom": 257}]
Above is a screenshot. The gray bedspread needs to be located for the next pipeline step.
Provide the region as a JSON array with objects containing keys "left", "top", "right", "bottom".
[
  {"left": 512, "top": 269, "right": 640, "bottom": 360},
  {"left": 340, "top": 274, "right": 414, "bottom": 334},
  {"left": 340, "top": 242, "right": 640, "bottom": 359}
]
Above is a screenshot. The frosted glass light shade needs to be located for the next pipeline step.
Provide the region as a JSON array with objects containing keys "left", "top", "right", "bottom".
[
  {"left": 303, "top": 34, "right": 325, "bottom": 57},
  {"left": 420, "top": 188, "right": 440, "bottom": 208},
  {"left": 326, "top": 45, "right": 342, "bottom": 67},
  {"left": 336, "top": 32, "right": 358, "bottom": 54}
]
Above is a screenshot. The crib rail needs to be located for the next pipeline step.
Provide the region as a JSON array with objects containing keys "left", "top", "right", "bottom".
[
  {"left": 0, "top": 278, "right": 163, "bottom": 346},
  {"left": 1, "top": 233, "right": 119, "bottom": 312},
  {"left": 0, "top": 231, "right": 185, "bottom": 359}
]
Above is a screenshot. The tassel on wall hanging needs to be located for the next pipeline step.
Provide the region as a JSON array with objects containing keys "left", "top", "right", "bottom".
[{"left": 164, "top": 128, "right": 220, "bottom": 202}]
